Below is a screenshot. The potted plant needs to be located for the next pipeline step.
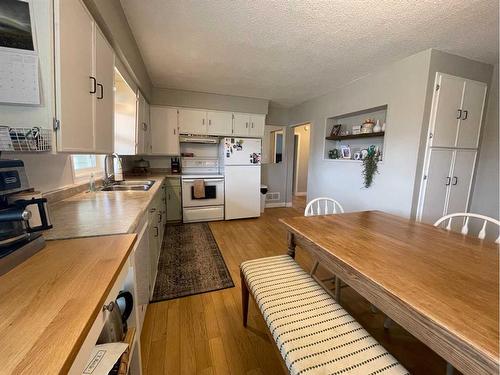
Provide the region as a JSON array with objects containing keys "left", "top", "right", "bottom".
[{"left": 362, "top": 145, "right": 380, "bottom": 188}]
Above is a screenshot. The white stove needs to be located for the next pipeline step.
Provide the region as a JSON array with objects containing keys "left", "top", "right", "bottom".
[{"left": 180, "top": 158, "right": 224, "bottom": 223}]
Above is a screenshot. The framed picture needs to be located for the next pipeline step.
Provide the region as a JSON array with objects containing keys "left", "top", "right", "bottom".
[
  {"left": 341, "top": 145, "right": 351, "bottom": 159},
  {"left": 330, "top": 124, "right": 342, "bottom": 137},
  {"left": 0, "top": 0, "right": 35, "bottom": 52}
]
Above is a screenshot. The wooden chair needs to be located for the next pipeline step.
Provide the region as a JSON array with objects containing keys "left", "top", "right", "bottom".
[
  {"left": 434, "top": 212, "right": 500, "bottom": 243},
  {"left": 304, "top": 198, "right": 344, "bottom": 300},
  {"left": 435, "top": 213, "right": 499, "bottom": 375}
]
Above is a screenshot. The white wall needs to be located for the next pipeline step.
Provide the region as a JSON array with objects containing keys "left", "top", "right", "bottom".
[
  {"left": 152, "top": 88, "right": 269, "bottom": 114},
  {"left": 293, "top": 125, "right": 310, "bottom": 194},
  {"left": 287, "top": 50, "right": 432, "bottom": 216},
  {"left": 470, "top": 64, "right": 499, "bottom": 222}
]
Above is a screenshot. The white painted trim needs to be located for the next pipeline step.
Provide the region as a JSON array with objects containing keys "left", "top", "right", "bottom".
[
  {"left": 294, "top": 192, "right": 307, "bottom": 196},
  {"left": 265, "top": 202, "right": 286, "bottom": 208},
  {"left": 286, "top": 202, "right": 293, "bottom": 207},
  {"left": 294, "top": 132, "right": 301, "bottom": 194}
]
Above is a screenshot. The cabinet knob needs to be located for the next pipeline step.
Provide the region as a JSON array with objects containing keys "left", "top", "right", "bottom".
[{"left": 103, "top": 301, "right": 115, "bottom": 312}]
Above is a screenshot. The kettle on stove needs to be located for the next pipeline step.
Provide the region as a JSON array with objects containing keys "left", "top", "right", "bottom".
[{"left": 97, "top": 290, "right": 133, "bottom": 343}]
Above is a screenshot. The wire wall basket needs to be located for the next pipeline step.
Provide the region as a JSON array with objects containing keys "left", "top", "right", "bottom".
[{"left": 0, "top": 126, "right": 52, "bottom": 152}]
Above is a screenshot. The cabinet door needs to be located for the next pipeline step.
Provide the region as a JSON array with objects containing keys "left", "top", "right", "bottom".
[
  {"left": 136, "top": 92, "right": 148, "bottom": 154},
  {"left": 166, "top": 186, "right": 182, "bottom": 221},
  {"left": 150, "top": 106, "right": 179, "bottom": 155},
  {"left": 447, "top": 150, "right": 477, "bottom": 214},
  {"left": 232, "top": 113, "right": 250, "bottom": 136},
  {"left": 207, "top": 111, "right": 233, "bottom": 135},
  {"left": 148, "top": 206, "right": 160, "bottom": 294},
  {"left": 456, "top": 80, "right": 487, "bottom": 149},
  {"left": 178, "top": 109, "right": 207, "bottom": 135},
  {"left": 56, "top": 0, "right": 94, "bottom": 152},
  {"left": 420, "top": 149, "right": 454, "bottom": 224},
  {"left": 94, "top": 27, "right": 114, "bottom": 153},
  {"left": 431, "top": 74, "right": 465, "bottom": 148},
  {"left": 249, "top": 114, "right": 265, "bottom": 137},
  {"left": 132, "top": 222, "right": 150, "bottom": 327}
]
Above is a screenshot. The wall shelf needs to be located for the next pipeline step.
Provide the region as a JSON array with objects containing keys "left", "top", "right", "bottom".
[{"left": 326, "top": 131, "right": 385, "bottom": 141}]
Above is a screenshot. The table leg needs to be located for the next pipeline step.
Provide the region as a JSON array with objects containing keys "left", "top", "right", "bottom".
[
  {"left": 334, "top": 276, "right": 341, "bottom": 302},
  {"left": 287, "top": 232, "right": 296, "bottom": 259}
]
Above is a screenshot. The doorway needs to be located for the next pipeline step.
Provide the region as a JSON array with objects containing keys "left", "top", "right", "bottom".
[{"left": 292, "top": 123, "right": 310, "bottom": 210}]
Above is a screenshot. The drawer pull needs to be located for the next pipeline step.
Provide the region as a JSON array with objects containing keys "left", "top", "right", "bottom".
[{"left": 103, "top": 301, "right": 115, "bottom": 312}]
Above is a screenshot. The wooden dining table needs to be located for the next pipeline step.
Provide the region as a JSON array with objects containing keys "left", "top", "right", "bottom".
[{"left": 279, "top": 211, "right": 499, "bottom": 375}]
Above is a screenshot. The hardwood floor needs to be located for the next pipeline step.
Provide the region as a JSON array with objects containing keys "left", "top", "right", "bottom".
[
  {"left": 141, "top": 207, "right": 448, "bottom": 374},
  {"left": 292, "top": 194, "right": 306, "bottom": 212}
]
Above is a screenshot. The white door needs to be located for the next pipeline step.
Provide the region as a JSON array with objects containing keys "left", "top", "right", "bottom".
[
  {"left": 420, "top": 149, "right": 454, "bottom": 224},
  {"left": 232, "top": 113, "right": 250, "bottom": 136},
  {"left": 249, "top": 114, "right": 265, "bottom": 137},
  {"left": 94, "top": 27, "right": 114, "bottom": 154},
  {"left": 456, "top": 80, "right": 487, "bottom": 149},
  {"left": 151, "top": 106, "right": 179, "bottom": 155},
  {"left": 446, "top": 150, "right": 477, "bottom": 214},
  {"left": 207, "top": 111, "right": 232, "bottom": 135},
  {"left": 178, "top": 108, "right": 207, "bottom": 135},
  {"left": 56, "top": 0, "right": 94, "bottom": 152},
  {"left": 430, "top": 74, "right": 465, "bottom": 148},
  {"left": 225, "top": 166, "right": 261, "bottom": 220}
]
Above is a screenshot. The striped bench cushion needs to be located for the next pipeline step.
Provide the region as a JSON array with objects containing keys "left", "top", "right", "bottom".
[{"left": 240, "top": 255, "right": 408, "bottom": 375}]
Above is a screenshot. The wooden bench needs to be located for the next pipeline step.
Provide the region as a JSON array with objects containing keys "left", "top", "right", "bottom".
[{"left": 240, "top": 255, "right": 408, "bottom": 375}]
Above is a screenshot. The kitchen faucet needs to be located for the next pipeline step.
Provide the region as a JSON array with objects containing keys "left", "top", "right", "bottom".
[{"left": 103, "top": 153, "right": 123, "bottom": 186}]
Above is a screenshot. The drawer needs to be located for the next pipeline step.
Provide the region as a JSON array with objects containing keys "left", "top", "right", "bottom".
[
  {"left": 165, "top": 176, "right": 181, "bottom": 188},
  {"left": 68, "top": 258, "right": 130, "bottom": 374},
  {"left": 183, "top": 206, "right": 224, "bottom": 223}
]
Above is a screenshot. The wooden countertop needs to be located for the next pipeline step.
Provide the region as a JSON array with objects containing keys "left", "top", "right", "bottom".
[
  {"left": 280, "top": 211, "right": 499, "bottom": 373},
  {"left": 45, "top": 175, "right": 167, "bottom": 240},
  {"left": 0, "top": 234, "right": 137, "bottom": 374}
]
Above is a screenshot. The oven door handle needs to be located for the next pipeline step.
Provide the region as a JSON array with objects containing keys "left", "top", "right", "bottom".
[{"left": 182, "top": 179, "right": 225, "bottom": 183}]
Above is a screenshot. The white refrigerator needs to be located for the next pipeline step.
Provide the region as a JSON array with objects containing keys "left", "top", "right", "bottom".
[{"left": 222, "top": 137, "right": 262, "bottom": 220}]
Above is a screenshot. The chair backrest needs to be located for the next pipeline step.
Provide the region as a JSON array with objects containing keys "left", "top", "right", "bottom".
[
  {"left": 304, "top": 197, "right": 344, "bottom": 217},
  {"left": 434, "top": 213, "right": 500, "bottom": 244}
]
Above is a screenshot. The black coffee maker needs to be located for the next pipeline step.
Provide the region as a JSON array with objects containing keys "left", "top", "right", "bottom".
[{"left": 0, "top": 160, "right": 52, "bottom": 275}]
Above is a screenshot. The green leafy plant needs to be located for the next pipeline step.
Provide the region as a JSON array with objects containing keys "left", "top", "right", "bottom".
[{"left": 362, "top": 146, "right": 379, "bottom": 188}]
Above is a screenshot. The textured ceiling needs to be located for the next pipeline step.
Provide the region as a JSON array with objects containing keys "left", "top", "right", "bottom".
[{"left": 120, "top": 0, "right": 499, "bottom": 107}]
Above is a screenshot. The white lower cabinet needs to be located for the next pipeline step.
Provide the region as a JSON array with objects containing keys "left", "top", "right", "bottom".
[{"left": 166, "top": 178, "right": 182, "bottom": 221}]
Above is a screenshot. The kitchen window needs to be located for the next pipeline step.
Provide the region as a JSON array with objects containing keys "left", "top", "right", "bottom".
[{"left": 71, "top": 155, "right": 104, "bottom": 181}]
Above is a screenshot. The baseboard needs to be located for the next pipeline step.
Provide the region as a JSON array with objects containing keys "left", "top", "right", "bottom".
[
  {"left": 286, "top": 202, "right": 293, "bottom": 207},
  {"left": 294, "top": 192, "right": 307, "bottom": 196},
  {"left": 265, "top": 202, "right": 286, "bottom": 208}
]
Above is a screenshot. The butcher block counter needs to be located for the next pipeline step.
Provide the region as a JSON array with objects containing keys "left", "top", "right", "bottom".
[{"left": 0, "top": 234, "right": 137, "bottom": 374}]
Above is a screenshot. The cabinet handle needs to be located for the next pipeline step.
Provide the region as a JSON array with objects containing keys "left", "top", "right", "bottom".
[
  {"left": 452, "top": 177, "right": 458, "bottom": 185},
  {"left": 142, "top": 122, "right": 148, "bottom": 131},
  {"left": 154, "top": 226, "right": 158, "bottom": 237},
  {"left": 246, "top": 122, "right": 248, "bottom": 128},
  {"left": 103, "top": 301, "right": 115, "bottom": 312},
  {"left": 168, "top": 193, "right": 171, "bottom": 200},
  {"left": 445, "top": 177, "right": 451, "bottom": 186},
  {"left": 174, "top": 128, "right": 176, "bottom": 135},
  {"left": 89, "top": 76, "right": 97, "bottom": 94},
  {"left": 251, "top": 122, "right": 254, "bottom": 128},
  {"left": 150, "top": 207, "right": 156, "bottom": 213},
  {"left": 97, "top": 83, "right": 104, "bottom": 99},
  {"left": 202, "top": 119, "right": 205, "bottom": 125},
  {"left": 158, "top": 213, "right": 162, "bottom": 223},
  {"left": 462, "top": 110, "right": 468, "bottom": 120},
  {"left": 209, "top": 119, "right": 211, "bottom": 126},
  {"left": 456, "top": 109, "right": 462, "bottom": 119}
]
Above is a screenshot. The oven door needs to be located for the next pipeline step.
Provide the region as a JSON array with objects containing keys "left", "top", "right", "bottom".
[{"left": 181, "top": 178, "right": 225, "bottom": 207}]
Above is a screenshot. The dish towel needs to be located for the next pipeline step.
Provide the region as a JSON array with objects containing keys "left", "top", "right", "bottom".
[{"left": 193, "top": 179, "right": 205, "bottom": 199}]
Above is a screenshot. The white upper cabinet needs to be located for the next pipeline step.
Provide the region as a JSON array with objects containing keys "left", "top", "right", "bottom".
[
  {"left": 94, "top": 28, "right": 115, "bottom": 154},
  {"left": 457, "top": 80, "right": 487, "bottom": 148},
  {"left": 178, "top": 108, "right": 207, "bottom": 135},
  {"left": 430, "top": 73, "right": 486, "bottom": 149},
  {"left": 150, "top": 106, "right": 180, "bottom": 155},
  {"left": 55, "top": 0, "right": 94, "bottom": 152},
  {"left": 207, "top": 111, "right": 233, "bottom": 135},
  {"left": 232, "top": 113, "right": 251, "bottom": 136},
  {"left": 136, "top": 92, "right": 151, "bottom": 155},
  {"left": 54, "top": 0, "right": 115, "bottom": 153},
  {"left": 249, "top": 114, "right": 265, "bottom": 137}
]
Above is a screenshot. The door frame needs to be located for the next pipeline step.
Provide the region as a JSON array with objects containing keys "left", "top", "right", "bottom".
[{"left": 289, "top": 122, "right": 311, "bottom": 199}]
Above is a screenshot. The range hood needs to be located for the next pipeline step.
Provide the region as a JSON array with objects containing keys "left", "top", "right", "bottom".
[{"left": 179, "top": 135, "right": 220, "bottom": 144}]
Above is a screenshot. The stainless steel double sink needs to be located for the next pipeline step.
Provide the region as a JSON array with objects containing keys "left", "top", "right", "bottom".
[{"left": 100, "top": 180, "right": 155, "bottom": 192}]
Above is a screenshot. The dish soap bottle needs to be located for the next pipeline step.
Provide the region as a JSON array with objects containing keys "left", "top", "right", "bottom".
[{"left": 89, "top": 172, "right": 96, "bottom": 193}]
